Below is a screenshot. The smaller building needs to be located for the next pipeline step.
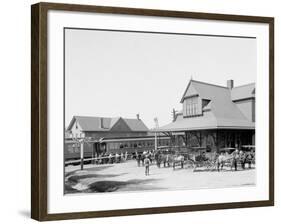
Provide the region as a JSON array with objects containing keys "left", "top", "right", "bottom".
[
  {"left": 67, "top": 115, "right": 149, "bottom": 139},
  {"left": 65, "top": 115, "right": 155, "bottom": 159}
]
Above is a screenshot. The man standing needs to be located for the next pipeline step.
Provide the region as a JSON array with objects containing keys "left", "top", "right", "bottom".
[
  {"left": 124, "top": 151, "right": 128, "bottom": 161},
  {"left": 239, "top": 150, "right": 246, "bottom": 169},
  {"left": 144, "top": 155, "right": 150, "bottom": 176},
  {"left": 136, "top": 152, "right": 141, "bottom": 167},
  {"left": 231, "top": 149, "right": 240, "bottom": 171}
]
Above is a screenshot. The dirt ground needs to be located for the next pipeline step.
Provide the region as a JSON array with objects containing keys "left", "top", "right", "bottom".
[{"left": 64, "top": 160, "right": 256, "bottom": 194}]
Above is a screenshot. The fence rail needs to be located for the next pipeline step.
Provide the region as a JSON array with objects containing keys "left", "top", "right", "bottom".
[{"left": 65, "top": 155, "right": 132, "bottom": 165}]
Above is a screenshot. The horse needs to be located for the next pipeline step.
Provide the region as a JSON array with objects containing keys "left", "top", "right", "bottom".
[
  {"left": 216, "top": 154, "right": 226, "bottom": 171},
  {"left": 155, "top": 153, "right": 173, "bottom": 168},
  {"left": 172, "top": 155, "right": 185, "bottom": 170},
  {"left": 216, "top": 153, "right": 234, "bottom": 171}
]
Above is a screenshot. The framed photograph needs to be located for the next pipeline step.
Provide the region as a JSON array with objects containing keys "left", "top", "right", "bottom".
[{"left": 31, "top": 2, "right": 274, "bottom": 221}]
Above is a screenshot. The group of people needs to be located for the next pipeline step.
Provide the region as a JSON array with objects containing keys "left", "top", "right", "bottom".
[
  {"left": 135, "top": 150, "right": 155, "bottom": 176},
  {"left": 92, "top": 151, "right": 129, "bottom": 164},
  {"left": 231, "top": 148, "right": 255, "bottom": 170},
  {"left": 134, "top": 150, "right": 184, "bottom": 175},
  {"left": 92, "top": 150, "right": 154, "bottom": 176},
  {"left": 217, "top": 149, "right": 255, "bottom": 171},
  {"left": 93, "top": 148, "right": 254, "bottom": 175}
]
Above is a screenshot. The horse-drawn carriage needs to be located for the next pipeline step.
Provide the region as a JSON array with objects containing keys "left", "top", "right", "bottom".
[
  {"left": 154, "top": 146, "right": 185, "bottom": 170},
  {"left": 184, "top": 146, "right": 255, "bottom": 172},
  {"left": 185, "top": 147, "right": 217, "bottom": 171},
  {"left": 153, "top": 145, "right": 255, "bottom": 172}
]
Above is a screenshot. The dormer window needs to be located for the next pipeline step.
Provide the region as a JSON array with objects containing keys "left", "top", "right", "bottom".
[{"left": 183, "top": 95, "right": 201, "bottom": 117}]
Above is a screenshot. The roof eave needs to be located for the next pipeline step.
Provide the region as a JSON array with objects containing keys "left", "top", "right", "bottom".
[
  {"left": 153, "top": 125, "right": 255, "bottom": 133},
  {"left": 180, "top": 80, "right": 192, "bottom": 103}
]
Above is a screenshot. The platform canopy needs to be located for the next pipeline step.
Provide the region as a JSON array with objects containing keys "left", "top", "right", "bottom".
[{"left": 152, "top": 114, "right": 255, "bottom": 133}]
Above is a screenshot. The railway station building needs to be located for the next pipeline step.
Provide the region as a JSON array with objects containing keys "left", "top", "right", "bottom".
[
  {"left": 154, "top": 79, "right": 255, "bottom": 152},
  {"left": 65, "top": 115, "right": 150, "bottom": 156},
  {"left": 67, "top": 115, "right": 149, "bottom": 139}
]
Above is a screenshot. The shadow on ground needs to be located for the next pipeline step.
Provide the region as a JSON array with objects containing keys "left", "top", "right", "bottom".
[
  {"left": 65, "top": 178, "right": 164, "bottom": 194},
  {"left": 67, "top": 173, "right": 128, "bottom": 184},
  {"left": 65, "top": 165, "right": 114, "bottom": 178},
  {"left": 65, "top": 172, "right": 129, "bottom": 194},
  {"left": 85, "top": 178, "right": 163, "bottom": 193}
]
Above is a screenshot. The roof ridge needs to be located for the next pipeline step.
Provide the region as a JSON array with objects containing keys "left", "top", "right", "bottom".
[
  {"left": 124, "top": 117, "right": 141, "bottom": 120},
  {"left": 233, "top": 82, "right": 255, "bottom": 88},
  {"left": 191, "top": 79, "right": 228, "bottom": 89},
  {"left": 74, "top": 115, "right": 142, "bottom": 120},
  {"left": 74, "top": 115, "right": 111, "bottom": 119}
]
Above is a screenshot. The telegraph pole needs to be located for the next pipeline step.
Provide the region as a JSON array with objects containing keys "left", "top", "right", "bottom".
[
  {"left": 80, "top": 139, "right": 84, "bottom": 170},
  {"left": 71, "top": 133, "right": 87, "bottom": 170},
  {"left": 154, "top": 117, "right": 159, "bottom": 151}
]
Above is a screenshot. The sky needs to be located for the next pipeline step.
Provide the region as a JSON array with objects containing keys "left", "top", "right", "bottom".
[{"left": 65, "top": 28, "right": 256, "bottom": 129}]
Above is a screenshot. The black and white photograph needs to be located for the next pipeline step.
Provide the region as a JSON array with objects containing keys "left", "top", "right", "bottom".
[
  {"left": 64, "top": 28, "right": 256, "bottom": 194},
  {"left": 28, "top": 2, "right": 274, "bottom": 221}
]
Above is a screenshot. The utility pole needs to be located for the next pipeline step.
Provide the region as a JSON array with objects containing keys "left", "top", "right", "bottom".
[
  {"left": 154, "top": 117, "right": 159, "bottom": 151},
  {"left": 71, "top": 133, "right": 86, "bottom": 170},
  {"left": 79, "top": 139, "right": 84, "bottom": 170}
]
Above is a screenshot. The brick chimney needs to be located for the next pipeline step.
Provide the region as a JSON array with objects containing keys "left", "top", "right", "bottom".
[
  {"left": 172, "top": 108, "right": 176, "bottom": 122},
  {"left": 136, "top": 114, "right": 140, "bottom": 120},
  {"left": 227, "top": 79, "right": 234, "bottom": 89}
]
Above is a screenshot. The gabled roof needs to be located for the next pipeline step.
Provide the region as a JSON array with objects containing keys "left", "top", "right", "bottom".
[
  {"left": 156, "top": 79, "right": 255, "bottom": 132},
  {"left": 67, "top": 116, "right": 149, "bottom": 132},
  {"left": 181, "top": 80, "right": 249, "bottom": 119},
  {"left": 231, "top": 83, "right": 255, "bottom": 101},
  {"left": 180, "top": 79, "right": 255, "bottom": 102},
  {"left": 123, "top": 118, "right": 150, "bottom": 132},
  {"left": 180, "top": 80, "right": 228, "bottom": 103}
]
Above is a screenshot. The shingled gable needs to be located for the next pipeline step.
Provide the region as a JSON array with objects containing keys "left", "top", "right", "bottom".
[
  {"left": 123, "top": 118, "right": 150, "bottom": 132},
  {"left": 110, "top": 117, "right": 132, "bottom": 132},
  {"left": 67, "top": 116, "right": 149, "bottom": 132},
  {"left": 180, "top": 79, "right": 200, "bottom": 103}
]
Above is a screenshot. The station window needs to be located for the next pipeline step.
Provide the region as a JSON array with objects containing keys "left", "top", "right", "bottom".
[{"left": 185, "top": 96, "right": 199, "bottom": 116}]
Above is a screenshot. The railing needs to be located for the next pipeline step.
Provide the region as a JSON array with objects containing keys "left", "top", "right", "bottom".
[{"left": 65, "top": 154, "right": 133, "bottom": 166}]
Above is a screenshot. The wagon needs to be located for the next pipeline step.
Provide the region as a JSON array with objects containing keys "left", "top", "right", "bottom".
[{"left": 186, "top": 147, "right": 217, "bottom": 171}]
